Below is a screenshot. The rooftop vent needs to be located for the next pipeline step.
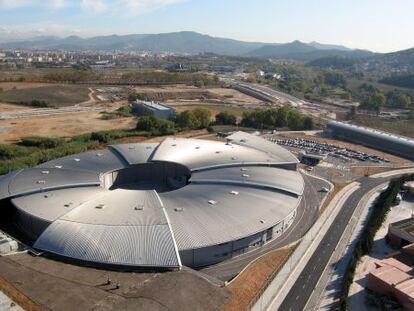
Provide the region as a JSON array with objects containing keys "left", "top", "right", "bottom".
[
  {"left": 172, "top": 144, "right": 177, "bottom": 147},
  {"left": 240, "top": 168, "right": 248, "bottom": 172},
  {"left": 216, "top": 151, "right": 221, "bottom": 154},
  {"left": 95, "top": 204, "right": 105, "bottom": 209},
  {"left": 128, "top": 146, "right": 136, "bottom": 150},
  {"left": 260, "top": 220, "right": 265, "bottom": 224},
  {"left": 146, "top": 146, "right": 152, "bottom": 150},
  {"left": 41, "top": 170, "right": 49, "bottom": 174},
  {"left": 44, "top": 194, "right": 49, "bottom": 198},
  {"left": 135, "top": 205, "right": 144, "bottom": 211},
  {"left": 240, "top": 139, "right": 247, "bottom": 143},
  {"left": 195, "top": 146, "right": 201, "bottom": 149},
  {"left": 55, "top": 165, "right": 63, "bottom": 169},
  {"left": 36, "top": 180, "right": 46, "bottom": 184},
  {"left": 174, "top": 207, "right": 183, "bottom": 212},
  {"left": 242, "top": 174, "right": 250, "bottom": 178},
  {"left": 208, "top": 200, "right": 217, "bottom": 205},
  {"left": 96, "top": 153, "right": 103, "bottom": 157},
  {"left": 232, "top": 157, "right": 238, "bottom": 160},
  {"left": 74, "top": 158, "right": 81, "bottom": 162},
  {"left": 64, "top": 202, "right": 73, "bottom": 208},
  {"left": 230, "top": 191, "right": 239, "bottom": 195}
]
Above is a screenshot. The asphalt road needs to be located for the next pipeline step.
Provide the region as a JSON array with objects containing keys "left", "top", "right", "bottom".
[
  {"left": 279, "top": 176, "right": 388, "bottom": 311},
  {"left": 200, "top": 173, "right": 329, "bottom": 281}
]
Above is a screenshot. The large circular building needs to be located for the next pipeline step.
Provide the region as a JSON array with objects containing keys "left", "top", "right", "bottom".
[{"left": 0, "top": 132, "right": 304, "bottom": 269}]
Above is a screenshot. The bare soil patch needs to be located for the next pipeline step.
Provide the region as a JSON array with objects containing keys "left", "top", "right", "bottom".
[
  {"left": 0, "top": 85, "right": 90, "bottom": 107},
  {"left": 351, "top": 166, "right": 414, "bottom": 176},
  {"left": 0, "top": 82, "right": 53, "bottom": 91},
  {"left": 0, "top": 112, "right": 136, "bottom": 143},
  {"left": 222, "top": 247, "right": 295, "bottom": 311},
  {"left": 134, "top": 85, "right": 261, "bottom": 106}
]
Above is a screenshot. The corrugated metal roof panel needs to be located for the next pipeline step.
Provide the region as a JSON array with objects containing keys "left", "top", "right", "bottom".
[
  {"left": 61, "top": 189, "right": 167, "bottom": 226},
  {"left": 227, "top": 131, "right": 299, "bottom": 163},
  {"left": 34, "top": 220, "right": 180, "bottom": 268},
  {"left": 37, "top": 149, "right": 127, "bottom": 173},
  {"left": 191, "top": 166, "right": 304, "bottom": 196},
  {"left": 110, "top": 143, "right": 159, "bottom": 165},
  {"left": 8, "top": 168, "right": 101, "bottom": 198},
  {"left": 11, "top": 187, "right": 107, "bottom": 222},
  {"left": 152, "top": 138, "right": 287, "bottom": 171},
  {"left": 0, "top": 169, "right": 23, "bottom": 200},
  {"left": 160, "top": 183, "right": 300, "bottom": 250}
]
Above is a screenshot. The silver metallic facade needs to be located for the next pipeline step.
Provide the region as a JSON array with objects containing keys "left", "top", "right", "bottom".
[
  {"left": 0, "top": 132, "right": 303, "bottom": 269},
  {"left": 326, "top": 121, "right": 414, "bottom": 161}
]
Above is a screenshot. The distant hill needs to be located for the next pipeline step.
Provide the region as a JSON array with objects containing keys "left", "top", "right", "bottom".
[
  {"left": 355, "top": 47, "right": 414, "bottom": 78},
  {"left": 247, "top": 40, "right": 374, "bottom": 61},
  {"left": 0, "top": 31, "right": 264, "bottom": 55},
  {"left": 0, "top": 31, "right": 368, "bottom": 59}
]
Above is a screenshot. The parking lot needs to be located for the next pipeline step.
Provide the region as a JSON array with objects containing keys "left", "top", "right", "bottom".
[{"left": 269, "top": 138, "right": 390, "bottom": 164}]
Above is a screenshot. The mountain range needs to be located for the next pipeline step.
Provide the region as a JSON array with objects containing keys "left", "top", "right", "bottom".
[{"left": 0, "top": 31, "right": 375, "bottom": 61}]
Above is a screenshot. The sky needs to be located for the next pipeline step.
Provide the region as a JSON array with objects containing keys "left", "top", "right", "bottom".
[{"left": 0, "top": 0, "right": 413, "bottom": 53}]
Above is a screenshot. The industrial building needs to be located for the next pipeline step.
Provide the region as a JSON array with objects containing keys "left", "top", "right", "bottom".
[
  {"left": 388, "top": 218, "right": 414, "bottom": 247},
  {"left": 325, "top": 121, "right": 414, "bottom": 161},
  {"left": 132, "top": 99, "right": 176, "bottom": 119},
  {"left": 0, "top": 132, "right": 303, "bottom": 270}
]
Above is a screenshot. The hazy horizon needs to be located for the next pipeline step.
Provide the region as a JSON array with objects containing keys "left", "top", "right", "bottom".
[{"left": 0, "top": 0, "right": 413, "bottom": 53}]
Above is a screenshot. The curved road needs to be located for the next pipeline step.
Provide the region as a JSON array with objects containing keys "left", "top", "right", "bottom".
[{"left": 278, "top": 176, "right": 393, "bottom": 311}]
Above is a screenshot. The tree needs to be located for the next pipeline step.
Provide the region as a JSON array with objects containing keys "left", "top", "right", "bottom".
[
  {"left": 136, "top": 115, "right": 176, "bottom": 135},
  {"left": 360, "top": 93, "right": 385, "bottom": 114},
  {"left": 397, "top": 94, "right": 412, "bottom": 109},
  {"left": 192, "top": 108, "right": 212, "bottom": 128},
  {"left": 175, "top": 110, "right": 200, "bottom": 129},
  {"left": 347, "top": 106, "right": 357, "bottom": 120},
  {"left": 303, "top": 117, "right": 314, "bottom": 130},
  {"left": 215, "top": 111, "right": 237, "bottom": 125}
]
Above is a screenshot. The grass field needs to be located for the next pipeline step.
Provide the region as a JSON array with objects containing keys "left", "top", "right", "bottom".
[
  {"left": 0, "top": 84, "right": 91, "bottom": 107},
  {"left": 354, "top": 116, "right": 414, "bottom": 138}
]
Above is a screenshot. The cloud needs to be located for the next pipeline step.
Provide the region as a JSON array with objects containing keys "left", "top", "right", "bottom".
[
  {"left": 49, "top": 0, "right": 71, "bottom": 9},
  {"left": 0, "top": 0, "right": 34, "bottom": 8},
  {"left": 80, "top": 0, "right": 108, "bottom": 13},
  {"left": 117, "top": 0, "right": 186, "bottom": 15}
]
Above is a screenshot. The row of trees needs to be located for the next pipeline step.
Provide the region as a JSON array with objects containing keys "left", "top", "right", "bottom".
[
  {"left": 136, "top": 106, "right": 315, "bottom": 134},
  {"left": 43, "top": 68, "right": 220, "bottom": 86},
  {"left": 240, "top": 107, "right": 314, "bottom": 130},
  {"left": 357, "top": 83, "right": 413, "bottom": 114}
]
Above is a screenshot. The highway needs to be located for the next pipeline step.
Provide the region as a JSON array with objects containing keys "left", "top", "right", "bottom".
[{"left": 278, "top": 176, "right": 390, "bottom": 311}]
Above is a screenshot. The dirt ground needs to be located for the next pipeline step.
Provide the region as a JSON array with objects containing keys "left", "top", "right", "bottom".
[
  {"left": 0, "top": 103, "right": 30, "bottom": 113},
  {"left": 0, "top": 253, "right": 228, "bottom": 311},
  {"left": 0, "top": 112, "right": 136, "bottom": 143},
  {"left": 134, "top": 85, "right": 261, "bottom": 106},
  {"left": 351, "top": 165, "right": 414, "bottom": 176},
  {"left": 222, "top": 247, "right": 295, "bottom": 311},
  {"left": 0, "top": 82, "right": 54, "bottom": 91},
  {"left": 280, "top": 132, "right": 409, "bottom": 164}
]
